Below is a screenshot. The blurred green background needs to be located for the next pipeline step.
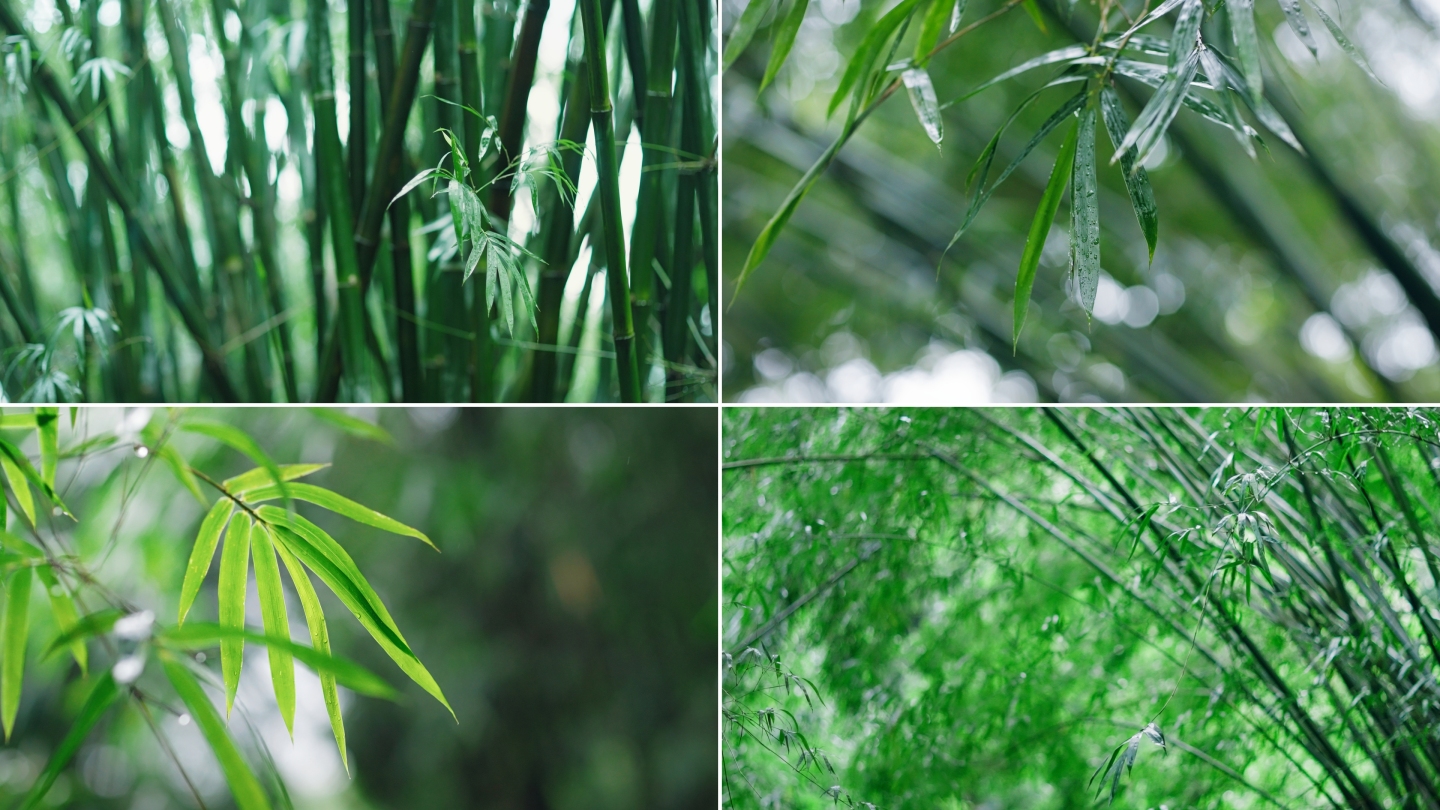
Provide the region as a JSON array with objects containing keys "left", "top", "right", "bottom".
[
  {"left": 721, "top": 0, "right": 1440, "bottom": 403},
  {"left": 0, "top": 406, "right": 717, "bottom": 809}
]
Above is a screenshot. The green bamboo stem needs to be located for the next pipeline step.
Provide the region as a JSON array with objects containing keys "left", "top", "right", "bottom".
[
  {"left": 578, "top": 0, "right": 640, "bottom": 402},
  {"left": 627, "top": 0, "right": 677, "bottom": 389},
  {"left": 431, "top": 0, "right": 468, "bottom": 400},
  {"left": 662, "top": 83, "right": 697, "bottom": 396},
  {"left": 311, "top": 0, "right": 370, "bottom": 397},
  {"left": 349, "top": 0, "right": 369, "bottom": 217},
  {"left": 489, "top": 0, "right": 549, "bottom": 220},
  {"left": 480, "top": 0, "right": 515, "bottom": 121},
  {"left": 684, "top": 0, "right": 717, "bottom": 349},
  {"left": 617, "top": 0, "right": 646, "bottom": 130},
  {"left": 457, "top": 0, "right": 492, "bottom": 401},
  {"left": 372, "top": 0, "right": 422, "bottom": 400},
  {"left": 0, "top": 0, "right": 240, "bottom": 400}
]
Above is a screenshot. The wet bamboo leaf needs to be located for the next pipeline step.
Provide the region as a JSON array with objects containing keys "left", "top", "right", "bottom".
[
  {"left": 18, "top": 672, "right": 119, "bottom": 810},
  {"left": 1229, "top": 0, "right": 1263, "bottom": 102},
  {"left": 722, "top": 0, "right": 776, "bottom": 72},
  {"left": 0, "top": 566, "right": 29, "bottom": 741},
  {"left": 250, "top": 525, "right": 296, "bottom": 735},
  {"left": 1117, "top": 47, "right": 1201, "bottom": 168},
  {"left": 161, "top": 654, "right": 272, "bottom": 810},
  {"left": 1306, "top": 0, "right": 1378, "bottom": 83},
  {"left": 273, "top": 539, "right": 348, "bottom": 771},
  {"left": 1278, "top": 0, "right": 1318, "bottom": 56},
  {"left": 1014, "top": 116, "right": 1079, "bottom": 348},
  {"left": 914, "top": 0, "right": 955, "bottom": 63},
  {"left": 827, "top": 0, "right": 925, "bottom": 118},
  {"left": 35, "top": 566, "right": 83, "bottom": 674},
  {"left": 218, "top": 515, "right": 252, "bottom": 715},
  {"left": 224, "top": 463, "right": 330, "bottom": 495},
  {"left": 948, "top": 0, "right": 966, "bottom": 32},
  {"left": 1070, "top": 101, "right": 1100, "bottom": 313},
  {"left": 760, "top": 0, "right": 808, "bottom": 91},
  {"left": 1215, "top": 57, "right": 1305, "bottom": 152},
  {"left": 179, "top": 499, "right": 234, "bottom": 626},
  {"left": 160, "top": 624, "right": 397, "bottom": 700},
  {"left": 1169, "top": 0, "right": 1203, "bottom": 71},
  {"left": 1099, "top": 87, "right": 1159, "bottom": 264},
  {"left": 1197, "top": 47, "right": 1256, "bottom": 157},
  {"left": 954, "top": 45, "right": 1089, "bottom": 103},
  {"left": 902, "top": 68, "right": 943, "bottom": 146}
]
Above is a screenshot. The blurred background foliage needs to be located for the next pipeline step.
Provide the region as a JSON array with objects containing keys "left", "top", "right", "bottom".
[
  {"left": 721, "top": 0, "right": 1440, "bottom": 403},
  {"left": 724, "top": 407, "right": 1440, "bottom": 808},
  {"left": 1, "top": 406, "right": 716, "bottom": 809}
]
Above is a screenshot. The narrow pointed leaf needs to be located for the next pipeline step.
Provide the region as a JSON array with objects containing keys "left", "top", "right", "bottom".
[
  {"left": 18, "top": 672, "right": 120, "bottom": 810},
  {"left": 1070, "top": 101, "right": 1100, "bottom": 312},
  {"left": 902, "top": 68, "right": 943, "bottom": 146},
  {"left": 389, "top": 168, "right": 442, "bottom": 209},
  {"left": 1099, "top": 87, "right": 1159, "bottom": 263},
  {"left": 1014, "top": 117, "right": 1079, "bottom": 347},
  {"left": 0, "top": 438, "right": 67, "bottom": 518},
  {"left": 760, "top": 0, "right": 808, "bottom": 91},
  {"left": 179, "top": 499, "right": 234, "bottom": 625},
  {"left": 306, "top": 409, "right": 393, "bottom": 444},
  {"left": 250, "top": 526, "right": 295, "bottom": 735},
  {"left": 1117, "top": 47, "right": 1201, "bottom": 168},
  {"left": 953, "top": 45, "right": 1088, "bottom": 104},
  {"left": 35, "top": 409, "right": 57, "bottom": 490},
  {"left": 35, "top": 566, "right": 83, "bottom": 674},
  {"left": 182, "top": 423, "right": 287, "bottom": 502},
  {"left": 160, "top": 624, "right": 397, "bottom": 699},
  {"left": 1, "top": 455, "right": 34, "bottom": 528},
  {"left": 1278, "top": 0, "right": 1318, "bottom": 55},
  {"left": 1307, "top": 0, "right": 1378, "bottom": 83},
  {"left": 158, "top": 445, "right": 206, "bottom": 505},
  {"left": 722, "top": 0, "right": 776, "bottom": 72},
  {"left": 1169, "top": 0, "right": 1203, "bottom": 71},
  {"left": 218, "top": 516, "right": 252, "bottom": 715},
  {"left": 1198, "top": 46, "right": 1256, "bottom": 157},
  {"left": 1, "top": 566, "right": 30, "bottom": 740},
  {"left": 827, "top": 0, "right": 925, "bottom": 118},
  {"left": 914, "top": 0, "right": 954, "bottom": 63},
  {"left": 1229, "top": 0, "right": 1262, "bottom": 102},
  {"left": 245, "top": 483, "right": 434, "bottom": 549},
  {"left": 161, "top": 654, "right": 271, "bottom": 810},
  {"left": 42, "top": 608, "right": 123, "bottom": 660},
  {"left": 273, "top": 540, "right": 347, "bottom": 771},
  {"left": 1020, "top": 0, "right": 1046, "bottom": 33},
  {"left": 224, "top": 463, "right": 331, "bottom": 495}
]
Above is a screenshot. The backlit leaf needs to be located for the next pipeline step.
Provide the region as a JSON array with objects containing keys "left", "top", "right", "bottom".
[
  {"left": 160, "top": 624, "right": 398, "bottom": 700},
  {"left": 0, "top": 454, "right": 33, "bottom": 528},
  {"left": 760, "top": 0, "right": 808, "bottom": 91},
  {"left": 273, "top": 539, "right": 348, "bottom": 771},
  {"left": 183, "top": 422, "right": 288, "bottom": 504},
  {"left": 179, "top": 499, "right": 233, "bottom": 626},
  {"left": 306, "top": 409, "right": 393, "bottom": 444},
  {"left": 722, "top": 0, "right": 776, "bottom": 72},
  {"left": 224, "top": 463, "right": 330, "bottom": 495},
  {"left": 218, "top": 515, "right": 252, "bottom": 715},
  {"left": 161, "top": 653, "right": 272, "bottom": 810},
  {"left": 1014, "top": 116, "right": 1079, "bottom": 348},
  {"left": 251, "top": 525, "right": 296, "bottom": 735}
]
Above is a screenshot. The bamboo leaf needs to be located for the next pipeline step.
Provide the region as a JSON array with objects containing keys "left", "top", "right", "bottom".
[
  {"left": 218, "top": 515, "right": 252, "bottom": 715},
  {"left": 182, "top": 422, "right": 288, "bottom": 502},
  {"left": 35, "top": 566, "right": 83, "bottom": 674},
  {"left": 1117, "top": 47, "right": 1201, "bottom": 168},
  {"left": 18, "top": 672, "right": 120, "bottom": 810},
  {"left": 305, "top": 409, "right": 393, "bottom": 444},
  {"left": 1169, "top": 0, "right": 1203, "bottom": 71},
  {"left": 902, "top": 68, "right": 943, "bottom": 146},
  {"left": 273, "top": 539, "right": 347, "bottom": 771},
  {"left": 0, "top": 438, "right": 67, "bottom": 518},
  {"left": 951, "top": 45, "right": 1089, "bottom": 104},
  {"left": 914, "top": 0, "right": 955, "bottom": 64},
  {"left": 0, "top": 453, "right": 33, "bottom": 528},
  {"left": 161, "top": 654, "right": 272, "bottom": 810},
  {"left": 1278, "top": 0, "right": 1318, "bottom": 56},
  {"left": 1070, "top": 100, "right": 1100, "bottom": 313},
  {"left": 34, "top": 408, "right": 56, "bottom": 490},
  {"left": 722, "top": 0, "right": 776, "bottom": 72},
  {"left": 1020, "top": 0, "right": 1046, "bottom": 33},
  {"left": 1014, "top": 116, "right": 1079, "bottom": 348},
  {"left": 223, "top": 463, "right": 330, "bottom": 495},
  {"left": 1197, "top": 46, "right": 1256, "bottom": 157},
  {"left": 244, "top": 481, "right": 432, "bottom": 544},
  {"left": 43, "top": 608, "right": 123, "bottom": 660},
  {"left": 1306, "top": 0, "right": 1378, "bottom": 83},
  {"left": 2, "top": 566, "right": 30, "bottom": 741},
  {"left": 179, "top": 499, "right": 234, "bottom": 625},
  {"left": 1099, "top": 87, "right": 1159, "bottom": 264},
  {"left": 1229, "top": 0, "right": 1263, "bottom": 103},
  {"left": 159, "top": 445, "right": 207, "bottom": 506},
  {"left": 250, "top": 525, "right": 296, "bottom": 735},
  {"left": 827, "top": 0, "right": 925, "bottom": 118},
  {"left": 760, "top": 0, "right": 808, "bottom": 91},
  {"left": 390, "top": 167, "right": 443, "bottom": 209},
  {"left": 160, "top": 624, "right": 398, "bottom": 700}
]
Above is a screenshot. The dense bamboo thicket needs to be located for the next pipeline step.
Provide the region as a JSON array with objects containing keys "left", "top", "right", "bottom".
[
  {"left": 721, "top": 0, "right": 1440, "bottom": 403},
  {"left": 725, "top": 407, "right": 1440, "bottom": 808},
  {"left": 0, "top": 0, "right": 716, "bottom": 402}
]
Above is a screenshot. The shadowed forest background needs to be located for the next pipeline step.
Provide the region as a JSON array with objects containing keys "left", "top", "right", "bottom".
[
  {"left": 0, "top": 406, "right": 716, "bottom": 809},
  {"left": 724, "top": 407, "right": 1440, "bottom": 808},
  {"left": 722, "top": 0, "right": 1440, "bottom": 403}
]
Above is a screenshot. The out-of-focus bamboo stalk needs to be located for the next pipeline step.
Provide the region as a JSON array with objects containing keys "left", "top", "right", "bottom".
[
  {"left": 372, "top": 0, "right": 422, "bottom": 400},
  {"left": 578, "top": 0, "right": 640, "bottom": 402}
]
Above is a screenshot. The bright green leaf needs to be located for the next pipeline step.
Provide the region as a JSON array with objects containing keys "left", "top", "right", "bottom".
[
  {"left": 160, "top": 623, "right": 398, "bottom": 700},
  {"left": 722, "top": 0, "right": 777, "bottom": 72},
  {"left": 760, "top": 0, "right": 808, "bottom": 91},
  {"left": 273, "top": 539, "right": 348, "bottom": 771},
  {"left": 245, "top": 482, "right": 436, "bottom": 550},
  {"left": 224, "top": 463, "right": 330, "bottom": 495},
  {"left": 218, "top": 515, "right": 251, "bottom": 715},
  {"left": 2, "top": 566, "right": 31, "bottom": 741},
  {"left": 35, "top": 566, "right": 83, "bottom": 674},
  {"left": 250, "top": 525, "right": 296, "bottom": 735},
  {"left": 161, "top": 653, "right": 272, "bottom": 810},
  {"left": 35, "top": 409, "right": 57, "bottom": 491},
  {"left": 179, "top": 499, "right": 233, "bottom": 626}
]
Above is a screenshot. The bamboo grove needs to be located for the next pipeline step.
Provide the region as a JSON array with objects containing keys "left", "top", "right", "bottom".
[
  {"left": 0, "top": 0, "right": 717, "bottom": 402},
  {"left": 724, "top": 408, "right": 1440, "bottom": 808}
]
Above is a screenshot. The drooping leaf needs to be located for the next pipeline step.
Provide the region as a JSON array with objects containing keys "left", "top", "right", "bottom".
[
  {"left": 952, "top": 44, "right": 1089, "bottom": 104},
  {"left": 1278, "top": 0, "right": 1318, "bottom": 56},
  {"left": 179, "top": 499, "right": 234, "bottom": 626},
  {"left": 35, "top": 566, "right": 83, "bottom": 674},
  {"left": 1099, "top": 87, "right": 1159, "bottom": 264},
  {"left": 160, "top": 624, "right": 398, "bottom": 700},
  {"left": 1169, "top": 0, "right": 1203, "bottom": 71},
  {"left": 722, "top": 0, "right": 776, "bottom": 72},
  {"left": 306, "top": 409, "right": 393, "bottom": 444},
  {"left": 1070, "top": 100, "right": 1100, "bottom": 313},
  {"left": 245, "top": 483, "right": 436, "bottom": 550},
  {"left": 1117, "top": 46, "right": 1201, "bottom": 168},
  {"left": 1014, "top": 116, "right": 1079, "bottom": 348},
  {"left": 902, "top": 68, "right": 943, "bottom": 146},
  {"left": 250, "top": 525, "right": 296, "bottom": 736},
  {"left": 389, "top": 168, "right": 443, "bottom": 209},
  {"left": 1020, "top": 0, "right": 1046, "bottom": 33},
  {"left": 42, "top": 608, "right": 123, "bottom": 660},
  {"left": 827, "top": 0, "right": 926, "bottom": 118},
  {"left": 1229, "top": 0, "right": 1263, "bottom": 103},
  {"left": 161, "top": 654, "right": 272, "bottom": 810},
  {"left": 182, "top": 422, "right": 288, "bottom": 503},
  {"left": 1197, "top": 46, "right": 1256, "bottom": 157},
  {"left": 18, "top": 672, "right": 120, "bottom": 810},
  {"left": 0, "top": 437, "right": 67, "bottom": 519},
  {"left": 273, "top": 539, "right": 348, "bottom": 771},
  {"left": 1306, "top": 0, "right": 1378, "bottom": 83},
  {"left": 34, "top": 408, "right": 57, "bottom": 490},
  {"left": 224, "top": 463, "right": 330, "bottom": 496},
  {"left": 158, "top": 444, "right": 206, "bottom": 505},
  {"left": 760, "top": 0, "right": 809, "bottom": 91},
  {"left": 914, "top": 0, "right": 955, "bottom": 64},
  {"left": 1, "top": 566, "right": 30, "bottom": 741},
  {"left": 0, "top": 454, "right": 34, "bottom": 528},
  {"left": 218, "top": 515, "right": 252, "bottom": 715}
]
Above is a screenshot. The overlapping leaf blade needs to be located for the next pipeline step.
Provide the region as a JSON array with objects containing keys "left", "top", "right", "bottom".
[
  {"left": 245, "top": 482, "right": 437, "bottom": 550},
  {"left": 1229, "top": 0, "right": 1262, "bottom": 102},
  {"left": 273, "top": 539, "right": 348, "bottom": 771},
  {"left": 224, "top": 463, "right": 330, "bottom": 496},
  {"left": 160, "top": 624, "right": 397, "bottom": 700},
  {"left": 250, "top": 525, "right": 296, "bottom": 735},
  {"left": 35, "top": 566, "right": 84, "bottom": 674},
  {"left": 1014, "top": 117, "right": 1079, "bottom": 348},
  {"left": 722, "top": 0, "right": 776, "bottom": 72},
  {"left": 1117, "top": 47, "right": 1201, "bottom": 168},
  {"left": 760, "top": 0, "right": 808, "bottom": 91},
  {"left": 218, "top": 515, "right": 252, "bottom": 714},
  {"left": 827, "top": 0, "right": 925, "bottom": 118},
  {"left": 183, "top": 422, "right": 288, "bottom": 502},
  {"left": 179, "top": 499, "right": 234, "bottom": 625},
  {"left": 1099, "top": 87, "right": 1158, "bottom": 264}
]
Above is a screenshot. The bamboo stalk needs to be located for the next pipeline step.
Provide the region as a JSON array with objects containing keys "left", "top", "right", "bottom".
[
  {"left": 349, "top": 0, "right": 369, "bottom": 217},
  {"left": 578, "top": 0, "right": 640, "bottom": 402},
  {"left": 431, "top": 0, "right": 468, "bottom": 400},
  {"left": 489, "top": 0, "right": 550, "bottom": 220},
  {"left": 456, "top": 0, "right": 492, "bottom": 401}
]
